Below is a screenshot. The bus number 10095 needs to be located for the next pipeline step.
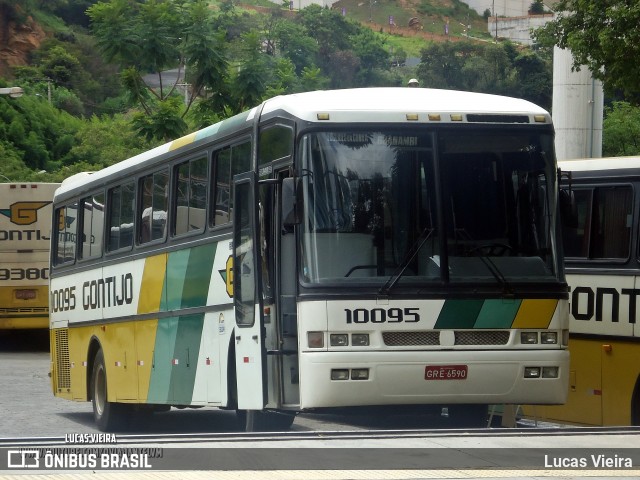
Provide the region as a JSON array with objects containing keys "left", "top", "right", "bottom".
[{"left": 345, "top": 307, "right": 420, "bottom": 324}]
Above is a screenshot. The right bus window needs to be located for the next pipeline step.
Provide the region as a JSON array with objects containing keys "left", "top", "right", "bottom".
[
  {"left": 54, "top": 203, "right": 78, "bottom": 265},
  {"left": 563, "top": 186, "right": 632, "bottom": 260},
  {"left": 107, "top": 183, "right": 135, "bottom": 252}
]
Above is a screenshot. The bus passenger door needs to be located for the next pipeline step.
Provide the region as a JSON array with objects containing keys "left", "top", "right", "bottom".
[{"left": 232, "top": 172, "right": 267, "bottom": 410}]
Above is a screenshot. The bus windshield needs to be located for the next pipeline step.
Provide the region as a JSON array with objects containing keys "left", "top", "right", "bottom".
[{"left": 299, "top": 129, "right": 559, "bottom": 288}]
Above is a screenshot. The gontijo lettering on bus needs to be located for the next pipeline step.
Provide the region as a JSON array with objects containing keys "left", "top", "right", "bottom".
[{"left": 570, "top": 286, "right": 640, "bottom": 323}]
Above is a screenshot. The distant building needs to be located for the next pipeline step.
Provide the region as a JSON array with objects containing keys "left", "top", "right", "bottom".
[{"left": 487, "top": 13, "right": 554, "bottom": 45}]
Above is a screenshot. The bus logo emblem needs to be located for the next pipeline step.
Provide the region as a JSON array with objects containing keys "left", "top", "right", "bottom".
[{"left": 0, "top": 201, "right": 51, "bottom": 226}]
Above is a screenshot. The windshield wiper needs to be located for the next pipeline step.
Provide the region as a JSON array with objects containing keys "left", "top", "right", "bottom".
[
  {"left": 475, "top": 252, "right": 515, "bottom": 298},
  {"left": 378, "top": 227, "right": 434, "bottom": 295}
]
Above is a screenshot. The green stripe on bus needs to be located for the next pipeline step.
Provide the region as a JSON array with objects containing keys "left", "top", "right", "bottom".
[
  {"left": 163, "top": 249, "right": 191, "bottom": 311},
  {"left": 434, "top": 299, "right": 484, "bottom": 329},
  {"left": 474, "top": 298, "right": 522, "bottom": 328},
  {"left": 147, "top": 316, "right": 179, "bottom": 403},
  {"left": 169, "top": 313, "right": 205, "bottom": 405},
  {"left": 182, "top": 243, "right": 216, "bottom": 308}
]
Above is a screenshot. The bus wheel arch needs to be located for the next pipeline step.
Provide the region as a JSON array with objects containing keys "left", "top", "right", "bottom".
[{"left": 89, "top": 347, "right": 128, "bottom": 431}]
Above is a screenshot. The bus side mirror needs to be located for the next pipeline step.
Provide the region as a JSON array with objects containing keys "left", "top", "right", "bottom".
[
  {"left": 282, "top": 177, "right": 301, "bottom": 228},
  {"left": 559, "top": 188, "right": 578, "bottom": 228}
]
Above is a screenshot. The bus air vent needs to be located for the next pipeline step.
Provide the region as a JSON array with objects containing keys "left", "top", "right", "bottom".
[
  {"left": 466, "top": 114, "right": 530, "bottom": 124},
  {"left": 382, "top": 331, "right": 440, "bottom": 346},
  {"left": 382, "top": 330, "right": 510, "bottom": 346},
  {"left": 454, "top": 330, "right": 509, "bottom": 346},
  {"left": 55, "top": 329, "right": 71, "bottom": 390}
]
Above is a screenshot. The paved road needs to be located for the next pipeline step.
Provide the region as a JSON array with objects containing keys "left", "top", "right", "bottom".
[
  {"left": 0, "top": 331, "right": 456, "bottom": 438},
  {"left": 2, "top": 333, "right": 640, "bottom": 479}
]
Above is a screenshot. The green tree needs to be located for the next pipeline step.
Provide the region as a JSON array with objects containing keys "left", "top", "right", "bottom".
[
  {"left": 133, "top": 96, "right": 189, "bottom": 142},
  {"left": 231, "top": 31, "right": 271, "bottom": 112},
  {"left": 88, "top": 0, "right": 228, "bottom": 140},
  {"left": 512, "top": 50, "right": 552, "bottom": 110},
  {"left": 70, "top": 113, "right": 157, "bottom": 168},
  {"left": 299, "top": 5, "right": 358, "bottom": 72},
  {"left": 272, "top": 20, "right": 318, "bottom": 75},
  {"left": 0, "top": 88, "right": 83, "bottom": 175},
  {"left": 534, "top": 0, "right": 640, "bottom": 102},
  {"left": 351, "top": 28, "right": 390, "bottom": 85},
  {"left": 416, "top": 42, "right": 479, "bottom": 90},
  {"left": 602, "top": 101, "right": 640, "bottom": 156},
  {"left": 299, "top": 66, "right": 330, "bottom": 92}
]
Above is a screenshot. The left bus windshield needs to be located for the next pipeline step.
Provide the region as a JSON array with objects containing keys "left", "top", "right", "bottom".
[{"left": 299, "top": 128, "right": 559, "bottom": 288}]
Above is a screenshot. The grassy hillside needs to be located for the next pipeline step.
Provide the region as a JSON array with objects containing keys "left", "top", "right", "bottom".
[{"left": 332, "top": 0, "right": 489, "bottom": 37}]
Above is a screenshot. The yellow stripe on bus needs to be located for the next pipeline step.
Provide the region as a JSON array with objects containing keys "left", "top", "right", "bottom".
[
  {"left": 170, "top": 132, "right": 197, "bottom": 151},
  {"left": 138, "top": 253, "right": 167, "bottom": 314},
  {"left": 511, "top": 299, "right": 558, "bottom": 329}
]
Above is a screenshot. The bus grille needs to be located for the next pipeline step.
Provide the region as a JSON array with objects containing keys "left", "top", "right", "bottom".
[
  {"left": 455, "top": 331, "right": 510, "bottom": 345},
  {"left": 55, "top": 329, "right": 71, "bottom": 390},
  {"left": 382, "top": 330, "right": 510, "bottom": 346},
  {"left": 383, "top": 331, "right": 439, "bottom": 346},
  {"left": 0, "top": 307, "right": 48, "bottom": 314}
]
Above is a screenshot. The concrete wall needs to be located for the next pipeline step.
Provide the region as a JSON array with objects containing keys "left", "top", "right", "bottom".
[
  {"left": 464, "top": 0, "right": 530, "bottom": 17},
  {"left": 552, "top": 47, "right": 604, "bottom": 160},
  {"left": 487, "top": 14, "right": 554, "bottom": 45}
]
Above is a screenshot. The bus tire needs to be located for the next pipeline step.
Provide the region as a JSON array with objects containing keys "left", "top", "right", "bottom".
[
  {"left": 243, "top": 410, "right": 296, "bottom": 432},
  {"left": 448, "top": 404, "right": 488, "bottom": 428},
  {"left": 91, "top": 349, "right": 128, "bottom": 432}
]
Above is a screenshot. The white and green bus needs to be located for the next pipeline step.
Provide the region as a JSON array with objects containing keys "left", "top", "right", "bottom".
[{"left": 49, "top": 88, "right": 570, "bottom": 431}]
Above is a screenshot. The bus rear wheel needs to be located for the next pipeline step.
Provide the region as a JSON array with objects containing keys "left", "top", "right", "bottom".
[{"left": 91, "top": 349, "right": 128, "bottom": 432}]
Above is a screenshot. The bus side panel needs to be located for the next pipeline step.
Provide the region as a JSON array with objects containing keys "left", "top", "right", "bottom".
[
  {"left": 532, "top": 339, "right": 603, "bottom": 425},
  {"left": 602, "top": 340, "right": 639, "bottom": 425},
  {"left": 52, "top": 241, "right": 234, "bottom": 408},
  {"left": 526, "top": 273, "right": 639, "bottom": 425},
  {"left": 103, "top": 321, "right": 138, "bottom": 401}
]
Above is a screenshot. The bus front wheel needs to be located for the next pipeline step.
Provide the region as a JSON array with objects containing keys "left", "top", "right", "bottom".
[{"left": 91, "top": 349, "right": 128, "bottom": 432}]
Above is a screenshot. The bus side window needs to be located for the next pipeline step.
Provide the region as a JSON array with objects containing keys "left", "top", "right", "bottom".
[
  {"left": 563, "top": 186, "right": 632, "bottom": 259},
  {"left": 139, "top": 169, "right": 168, "bottom": 244},
  {"left": 54, "top": 203, "right": 78, "bottom": 265},
  {"left": 174, "top": 156, "right": 208, "bottom": 236},
  {"left": 80, "top": 193, "right": 104, "bottom": 259},
  {"left": 211, "top": 140, "right": 252, "bottom": 227},
  {"left": 107, "top": 182, "right": 135, "bottom": 252},
  {"left": 259, "top": 125, "right": 293, "bottom": 167},
  {"left": 212, "top": 148, "right": 232, "bottom": 225}
]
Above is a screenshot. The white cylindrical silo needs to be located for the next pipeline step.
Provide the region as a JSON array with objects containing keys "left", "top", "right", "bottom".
[{"left": 552, "top": 46, "right": 604, "bottom": 160}]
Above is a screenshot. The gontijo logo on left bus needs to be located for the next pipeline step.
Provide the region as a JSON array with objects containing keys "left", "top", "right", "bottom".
[{"left": 0, "top": 201, "right": 51, "bottom": 226}]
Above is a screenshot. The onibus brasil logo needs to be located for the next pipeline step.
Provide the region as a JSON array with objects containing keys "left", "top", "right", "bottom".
[{"left": 0, "top": 201, "right": 51, "bottom": 226}]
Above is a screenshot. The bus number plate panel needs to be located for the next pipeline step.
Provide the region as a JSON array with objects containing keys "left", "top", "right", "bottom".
[{"left": 424, "top": 365, "right": 468, "bottom": 380}]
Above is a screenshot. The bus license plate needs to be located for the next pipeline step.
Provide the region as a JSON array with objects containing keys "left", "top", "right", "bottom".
[
  {"left": 425, "top": 365, "right": 468, "bottom": 380},
  {"left": 15, "top": 289, "right": 37, "bottom": 300}
]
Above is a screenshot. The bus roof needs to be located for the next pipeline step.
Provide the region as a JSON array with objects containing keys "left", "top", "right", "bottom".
[
  {"left": 54, "top": 88, "right": 550, "bottom": 202},
  {"left": 558, "top": 156, "right": 640, "bottom": 174},
  {"left": 261, "top": 87, "right": 548, "bottom": 121}
]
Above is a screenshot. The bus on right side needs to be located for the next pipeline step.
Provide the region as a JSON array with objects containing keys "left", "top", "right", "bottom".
[{"left": 534, "top": 156, "right": 640, "bottom": 426}]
